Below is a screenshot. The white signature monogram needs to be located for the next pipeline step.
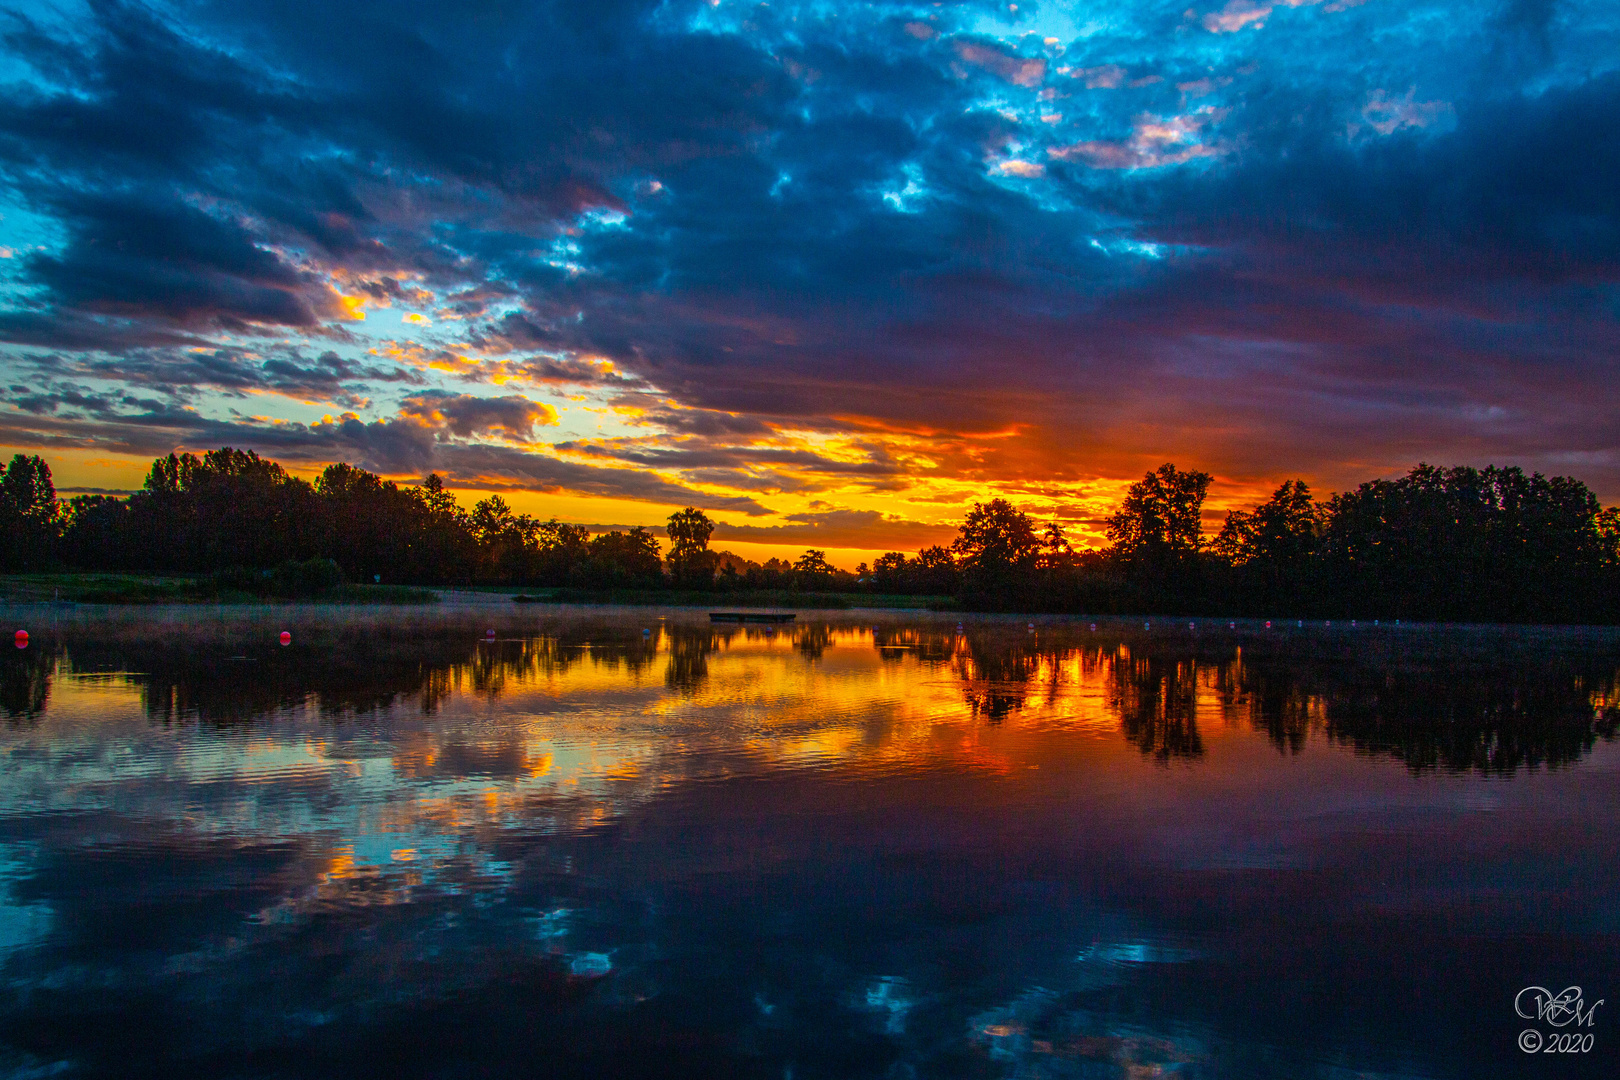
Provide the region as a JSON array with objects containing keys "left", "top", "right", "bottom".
[{"left": 1516, "top": 986, "right": 1603, "bottom": 1054}]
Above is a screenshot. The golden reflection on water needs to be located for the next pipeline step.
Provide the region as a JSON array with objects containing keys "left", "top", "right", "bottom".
[
  {"left": 2, "top": 617, "right": 1618, "bottom": 916},
  {"left": 2, "top": 613, "right": 1620, "bottom": 1080}
]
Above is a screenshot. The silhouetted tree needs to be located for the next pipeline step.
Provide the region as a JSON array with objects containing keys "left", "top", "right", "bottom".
[
  {"left": 525, "top": 518, "right": 588, "bottom": 584},
  {"left": 952, "top": 499, "right": 1043, "bottom": 608},
  {"left": 581, "top": 527, "right": 663, "bottom": 587},
  {"left": 124, "top": 449, "right": 322, "bottom": 572},
  {"left": 315, "top": 462, "right": 443, "bottom": 584},
  {"left": 1215, "top": 479, "right": 1325, "bottom": 611},
  {"left": 0, "top": 454, "right": 58, "bottom": 570},
  {"left": 28, "top": 446, "right": 1620, "bottom": 621},
  {"left": 793, "top": 548, "right": 833, "bottom": 588},
  {"left": 872, "top": 551, "right": 910, "bottom": 591},
  {"left": 666, "top": 506, "right": 718, "bottom": 586},
  {"left": 1105, "top": 464, "right": 1212, "bottom": 608},
  {"left": 1106, "top": 464, "right": 1211, "bottom": 568},
  {"left": 913, "top": 545, "right": 960, "bottom": 595},
  {"left": 1317, "top": 464, "right": 1616, "bottom": 622},
  {"left": 58, "top": 495, "right": 128, "bottom": 569}
]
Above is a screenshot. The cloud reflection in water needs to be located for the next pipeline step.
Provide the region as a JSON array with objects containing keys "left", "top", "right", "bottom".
[{"left": 0, "top": 610, "right": 1616, "bottom": 1077}]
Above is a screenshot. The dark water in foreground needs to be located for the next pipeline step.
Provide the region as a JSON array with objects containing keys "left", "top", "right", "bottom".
[{"left": 0, "top": 607, "right": 1617, "bottom": 1079}]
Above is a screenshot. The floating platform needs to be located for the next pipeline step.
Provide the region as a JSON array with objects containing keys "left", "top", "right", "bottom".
[{"left": 709, "top": 612, "right": 796, "bottom": 623}]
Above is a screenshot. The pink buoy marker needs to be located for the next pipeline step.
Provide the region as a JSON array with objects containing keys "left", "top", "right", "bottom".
[
  {"left": 279, "top": 631, "right": 291, "bottom": 646},
  {"left": 14, "top": 630, "right": 26, "bottom": 649}
]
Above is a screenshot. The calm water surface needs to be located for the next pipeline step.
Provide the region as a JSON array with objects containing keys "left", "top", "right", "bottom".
[{"left": 1, "top": 607, "right": 1617, "bottom": 1078}]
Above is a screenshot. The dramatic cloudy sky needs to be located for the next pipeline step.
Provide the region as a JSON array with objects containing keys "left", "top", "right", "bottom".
[{"left": 0, "top": 0, "right": 1616, "bottom": 559}]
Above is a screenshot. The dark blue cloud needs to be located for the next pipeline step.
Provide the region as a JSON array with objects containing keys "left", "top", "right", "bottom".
[{"left": 0, "top": 0, "right": 1617, "bottom": 499}]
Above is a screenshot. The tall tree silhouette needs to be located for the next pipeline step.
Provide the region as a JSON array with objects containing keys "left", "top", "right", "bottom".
[
  {"left": 666, "top": 507, "right": 717, "bottom": 586},
  {"left": 1215, "top": 479, "right": 1325, "bottom": 610},
  {"left": 952, "top": 499, "right": 1042, "bottom": 606},
  {"left": 0, "top": 454, "right": 57, "bottom": 571},
  {"left": 793, "top": 549, "right": 834, "bottom": 587},
  {"left": 1105, "top": 464, "right": 1212, "bottom": 603}
]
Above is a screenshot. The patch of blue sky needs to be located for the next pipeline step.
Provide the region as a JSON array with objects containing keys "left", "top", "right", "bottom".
[
  {"left": 213, "top": 390, "right": 356, "bottom": 428},
  {"left": 1497, "top": 0, "right": 1620, "bottom": 94},
  {"left": 0, "top": 274, "right": 40, "bottom": 312},
  {"left": 577, "top": 208, "right": 629, "bottom": 230},
  {"left": 0, "top": 0, "right": 93, "bottom": 49},
  {"left": 0, "top": 191, "right": 64, "bottom": 306},
  {"left": 878, "top": 161, "right": 929, "bottom": 212},
  {"left": 363, "top": 307, "right": 440, "bottom": 339},
  {"left": 672, "top": 0, "right": 1034, "bottom": 49},
  {"left": 964, "top": 0, "right": 1101, "bottom": 45},
  {"left": 1018, "top": 2, "right": 1492, "bottom": 153},
  {"left": 0, "top": 196, "right": 66, "bottom": 259},
  {"left": 1089, "top": 235, "right": 1167, "bottom": 259}
]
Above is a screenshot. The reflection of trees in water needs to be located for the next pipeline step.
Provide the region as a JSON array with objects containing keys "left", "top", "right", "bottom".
[
  {"left": 665, "top": 623, "right": 836, "bottom": 694},
  {"left": 1213, "top": 657, "right": 1318, "bottom": 755},
  {"left": 953, "top": 639, "right": 1041, "bottom": 723},
  {"left": 1227, "top": 647, "right": 1620, "bottom": 773},
  {"left": 794, "top": 624, "right": 835, "bottom": 660},
  {"left": 872, "top": 627, "right": 958, "bottom": 664},
  {"left": 462, "top": 636, "right": 655, "bottom": 702},
  {"left": 1111, "top": 653, "right": 1204, "bottom": 761},
  {"left": 1318, "top": 663, "right": 1620, "bottom": 773},
  {"left": 11, "top": 621, "right": 1620, "bottom": 775},
  {"left": 33, "top": 627, "right": 663, "bottom": 724},
  {"left": 1, "top": 643, "right": 54, "bottom": 721},
  {"left": 664, "top": 626, "right": 720, "bottom": 695}
]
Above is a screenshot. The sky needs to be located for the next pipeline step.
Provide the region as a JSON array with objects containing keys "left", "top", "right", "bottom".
[{"left": 0, "top": 0, "right": 1617, "bottom": 565}]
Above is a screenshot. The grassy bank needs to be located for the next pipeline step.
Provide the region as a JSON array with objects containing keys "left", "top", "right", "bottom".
[
  {"left": 0, "top": 573, "right": 438, "bottom": 605},
  {"left": 0, "top": 574, "right": 952, "bottom": 610}
]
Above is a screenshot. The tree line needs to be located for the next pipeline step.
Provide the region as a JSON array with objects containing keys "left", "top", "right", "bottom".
[
  {"left": 931, "top": 463, "right": 1620, "bottom": 623},
  {"left": 3, "top": 450, "right": 1618, "bottom": 622}
]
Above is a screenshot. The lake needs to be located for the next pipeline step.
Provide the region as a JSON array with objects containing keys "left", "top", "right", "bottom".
[{"left": 1, "top": 606, "right": 1616, "bottom": 1078}]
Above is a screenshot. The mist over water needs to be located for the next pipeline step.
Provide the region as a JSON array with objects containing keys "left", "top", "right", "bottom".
[{"left": 1, "top": 607, "right": 1617, "bottom": 1078}]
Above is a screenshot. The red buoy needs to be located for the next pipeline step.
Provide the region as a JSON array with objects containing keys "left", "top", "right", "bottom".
[
  {"left": 279, "top": 631, "right": 291, "bottom": 646},
  {"left": 13, "top": 630, "right": 26, "bottom": 649}
]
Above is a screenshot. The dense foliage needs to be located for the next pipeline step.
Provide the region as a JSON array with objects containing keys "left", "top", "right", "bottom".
[
  {"left": 4, "top": 449, "right": 1618, "bottom": 622},
  {"left": 859, "top": 464, "right": 1620, "bottom": 622},
  {"left": 15, "top": 449, "right": 669, "bottom": 588}
]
